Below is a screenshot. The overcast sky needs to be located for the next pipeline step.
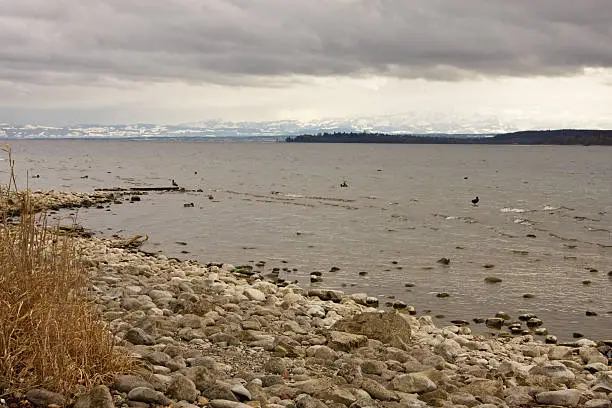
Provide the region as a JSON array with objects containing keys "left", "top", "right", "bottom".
[{"left": 1, "top": 0, "right": 611, "bottom": 130}]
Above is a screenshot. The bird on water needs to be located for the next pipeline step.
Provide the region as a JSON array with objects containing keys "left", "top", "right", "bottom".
[
  {"left": 172, "top": 179, "right": 178, "bottom": 187},
  {"left": 472, "top": 196, "right": 479, "bottom": 206}
]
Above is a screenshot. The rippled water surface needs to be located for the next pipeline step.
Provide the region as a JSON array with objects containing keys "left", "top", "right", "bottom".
[{"left": 4, "top": 140, "right": 612, "bottom": 340}]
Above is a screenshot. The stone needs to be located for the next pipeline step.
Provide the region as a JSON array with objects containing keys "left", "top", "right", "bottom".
[
  {"left": 449, "top": 392, "right": 478, "bottom": 407},
  {"left": 360, "top": 360, "right": 387, "bottom": 375},
  {"left": 535, "top": 389, "right": 583, "bottom": 407},
  {"left": 434, "top": 338, "right": 463, "bottom": 362},
  {"left": 167, "top": 374, "right": 199, "bottom": 402},
  {"left": 113, "top": 375, "right": 154, "bottom": 393},
  {"left": 230, "top": 383, "right": 252, "bottom": 401},
  {"left": 74, "top": 385, "right": 114, "bottom": 408},
  {"left": 485, "top": 318, "right": 503, "bottom": 329},
  {"left": 331, "top": 311, "right": 412, "bottom": 349},
  {"left": 307, "top": 345, "right": 338, "bottom": 361},
  {"left": 209, "top": 400, "right": 254, "bottom": 408},
  {"left": 25, "top": 389, "right": 66, "bottom": 407},
  {"left": 315, "top": 385, "right": 357, "bottom": 405},
  {"left": 390, "top": 373, "right": 437, "bottom": 394},
  {"left": 464, "top": 379, "right": 503, "bottom": 398},
  {"left": 327, "top": 331, "right": 368, "bottom": 352},
  {"left": 295, "top": 394, "right": 329, "bottom": 408},
  {"left": 143, "top": 350, "right": 172, "bottom": 366},
  {"left": 244, "top": 288, "right": 267, "bottom": 302},
  {"left": 359, "top": 378, "right": 398, "bottom": 401},
  {"left": 127, "top": 387, "right": 172, "bottom": 405},
  {"left": 529, "top": 361, "right": 576, "bottom": 383},
  {"left": 124, "top": 328, "right": 155, "bottom": 345},
  {"left": 585, "top": 399, "right": 611, "bottom": 408},
  {"left": 580, "top": 347, "right": 608, "bottom": 364}
]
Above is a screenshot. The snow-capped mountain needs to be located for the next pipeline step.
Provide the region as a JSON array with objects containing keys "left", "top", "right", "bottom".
[{"left": 0, "top": 114, "right": 518, "bottom": 139}]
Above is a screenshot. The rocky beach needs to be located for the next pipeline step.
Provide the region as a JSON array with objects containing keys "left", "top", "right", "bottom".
[{"left": 1, "top": 190, "right": 611, "bottom": 408}]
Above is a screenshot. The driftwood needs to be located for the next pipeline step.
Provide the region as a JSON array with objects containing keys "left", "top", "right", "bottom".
[
  {"left": 95, "top": 187, "right": 181, "bottom": 192},
  {"left": 112, "top": 234, "right": 149, "bottom": 249}
]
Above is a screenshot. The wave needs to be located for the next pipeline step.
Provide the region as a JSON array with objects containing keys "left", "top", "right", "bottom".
[{"left": 501, "top": 207, "right": 527, "bottom": 213}]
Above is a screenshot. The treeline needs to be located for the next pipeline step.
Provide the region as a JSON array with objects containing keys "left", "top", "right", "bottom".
[{"left": 285, "top": 129, "right": 612, "bottom": 145}]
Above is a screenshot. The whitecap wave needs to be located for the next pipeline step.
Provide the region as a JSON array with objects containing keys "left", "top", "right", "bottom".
[
  {"left": 514, "top": 218, "right": 534, "bottom": 225},
  {"left": 501, "top": 208, "right": 526, "bottom": 213}
]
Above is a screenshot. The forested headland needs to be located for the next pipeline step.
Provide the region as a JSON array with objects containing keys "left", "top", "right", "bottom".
[{"left": 285, "top": 129, "right": 612, "bottom": 145}]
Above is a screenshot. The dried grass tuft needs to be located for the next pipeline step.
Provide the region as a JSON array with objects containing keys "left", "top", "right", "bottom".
[{"left": 0, "top": 145, "right": 134, "bottom": 395}]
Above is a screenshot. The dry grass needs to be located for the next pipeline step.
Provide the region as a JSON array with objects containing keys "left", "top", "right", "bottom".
[{"left": 0, "top": 145, "right": 133, "bottom": 395}]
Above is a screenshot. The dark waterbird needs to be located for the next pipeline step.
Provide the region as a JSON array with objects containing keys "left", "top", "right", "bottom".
[
  {"left": 171, "top": 179, "right": 178, "bottom": 187},
  {"left": 471, "top": 196, "right": 479, "bottom": 206}
]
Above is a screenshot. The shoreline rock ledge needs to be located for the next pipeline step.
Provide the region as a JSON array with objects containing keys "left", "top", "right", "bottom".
[{"left": 29, "top": 235, "right": 607, "bottom": 408}]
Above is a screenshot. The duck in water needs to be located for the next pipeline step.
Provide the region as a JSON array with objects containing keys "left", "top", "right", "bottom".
[
  {"left": 172, "top": 179, "right": 178, "bottom": 187},
  {"left": 472, "top": 196, "right": 479, "bottom": 206},
  {"left": 340, "top": 181, "right": 349, "bottom": 188}
]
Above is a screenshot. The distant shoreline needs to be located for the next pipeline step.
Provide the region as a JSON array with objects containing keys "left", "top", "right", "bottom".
[{"left": 286, "top": 129, "right": 612, "bottom": 145}]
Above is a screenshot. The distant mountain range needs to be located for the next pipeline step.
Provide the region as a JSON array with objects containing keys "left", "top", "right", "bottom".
[
  {"left": 1, "top": 117, "right": 610, "bottom": 144},
  {"left": 0, "top": 115, "right": 512, "bottom": 139}
]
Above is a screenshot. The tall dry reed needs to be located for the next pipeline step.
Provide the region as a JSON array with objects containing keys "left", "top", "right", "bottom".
[{"left": 0, "top": 145, "right": 133, "bottom": 395}]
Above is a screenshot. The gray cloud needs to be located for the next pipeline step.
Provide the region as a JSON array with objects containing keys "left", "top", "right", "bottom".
[{"left": 1, "top": 0, "right": 612, "bottom": 86}]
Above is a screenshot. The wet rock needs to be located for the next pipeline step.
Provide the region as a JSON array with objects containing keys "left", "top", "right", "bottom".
[
  {"left": 485, "top": 318, "right": 504, "bottom": 329},
  {"left": 308, "top": 289, "right": 344, "bottom": 303},
  {"left": 389, "top": 373, "right": 437, "bottom": 394},
  {"left": 535, "top": 389, "right": 583, "bottom": 407},
  {"left": 25, "top": 389, "right": 65, "bottom": 407},
  {"left": 127, "top": 387, "right": 172, "bottom": 405},
  {"left": 518, "top": 313, "right": 537, "bottom": 321},
  {"left": 74, "top": 385, "right": 114, "bottom": 408},
  {"left": 494, "top": 311, "right": 510, "bottom": 320},
  {"left": 392, "top": 300, "right": 407, "bottom": 309},
  {"left": 526, "top": 317, "right": 543, "bottom": 328},
  {"left": 534, "top": 327, "right": 548, "bottom": 335},
  {"left": 545, "top": 335, "right": 558, "bottom": 344},
  {"left": 436, "top": 258, "right": 450, "bottom": 265}
]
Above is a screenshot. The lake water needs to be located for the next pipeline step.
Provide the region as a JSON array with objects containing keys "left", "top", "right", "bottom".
[{"left": 3, "top": 139, "right": 612, "bottom": 340}]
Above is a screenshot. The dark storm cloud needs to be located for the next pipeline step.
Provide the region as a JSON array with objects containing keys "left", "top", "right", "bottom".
[{"left": 1, "top": 0, "right": 611, "bottom": 86}]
